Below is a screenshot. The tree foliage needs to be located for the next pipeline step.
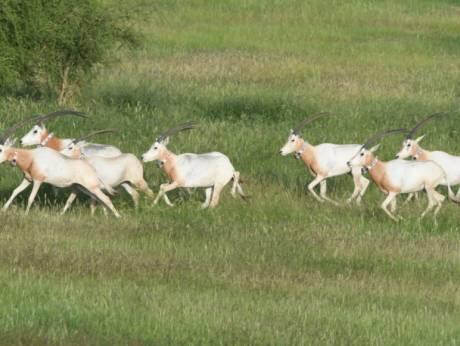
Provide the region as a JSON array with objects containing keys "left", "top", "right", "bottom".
[{"left": 0, "top": 0, "right": 138, "bottom": 103}]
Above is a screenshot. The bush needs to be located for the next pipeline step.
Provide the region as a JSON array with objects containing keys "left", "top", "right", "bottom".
[{"left": 0, "top": 0, "right": 138, "bottom": 104}]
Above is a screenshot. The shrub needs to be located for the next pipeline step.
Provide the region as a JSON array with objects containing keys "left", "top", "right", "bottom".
[{"left": 0, "top": 0, "right": 138, "bottom": 104}]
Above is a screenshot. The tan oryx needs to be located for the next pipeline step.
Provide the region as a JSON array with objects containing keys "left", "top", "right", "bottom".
[
  {"left": 20, "top": 110, "right": 122, "bottom": 157},
  {"left": 279, "top": 112, "right": 369, "bottom": 205},
  {"left": 60, "top": 129, "right": 157, "bottom": 214},
  {"left": 0, "top": 122, "right": 120, "bottom": 217},
  {"left": 395, "top": 113, "right": 460, "bottom": 199},
  {"left": 347, "top": 129, "right": 458, "bottom": 222},
  {"left": 141, "top": 122, "right": 246, "bottom": 208}
]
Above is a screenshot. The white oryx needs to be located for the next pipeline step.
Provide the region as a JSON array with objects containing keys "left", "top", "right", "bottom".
[
  {"left": 279, "top": 112, "right": 369, "bottom": 205},
  {"left": 20, "top": 110, "right": 122, "bottom": 157},
  {"left": 60, "top": 129, "right": 157, "bottom": 213},
  {"left": 0, "top": 124, "right": 120, "bottom": 217},
  {"left": 142, "top": 122, "right": 246, "bottom": 208},
  {"left": 347, "top": 129, "right": 458, "bottom": 222},
  {"left": 395, "top": 113, "right": 460, "bottom": 198}
]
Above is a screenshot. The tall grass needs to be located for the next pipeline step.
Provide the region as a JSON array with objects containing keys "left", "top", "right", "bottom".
[{"left": 0, "top": 0, "right": 460, "bottom": 344}]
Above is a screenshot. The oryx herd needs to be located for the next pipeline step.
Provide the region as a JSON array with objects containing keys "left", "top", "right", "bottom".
[
  {"left": 0, "top": 110, "right": 246, "bottom": 218},
  {"left": 0, "top": 110, "right": 457, "bottom": 222},
  {"left": 280, "top": 112, "right": 459, "bottom": 222}
]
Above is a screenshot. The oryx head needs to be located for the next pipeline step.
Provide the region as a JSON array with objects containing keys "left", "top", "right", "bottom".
[
  {"left": 348, "top": 129, "right": 408, "bottom": 168},
  {"left": 61, "top": 128, "right": 118, "bottom": 159},
  {"left": 0, "top": 117, "right": 37, "bottom": 163},
  {"left": 279, "top": 112, "right": 331, "bottom": 156},
  {"left": 395, "top": 112, "right": 444, "bottom": 159},
  {"left": 142, "top": 121, "right": 197, "bottom": 163},
  {"left": 20, "top": 110, "right": 87, "bottom": 146}
]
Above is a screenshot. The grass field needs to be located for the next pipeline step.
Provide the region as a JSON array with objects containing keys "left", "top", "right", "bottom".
[{"left": 1, "top": 0, "right": 460, "bottom": 344}]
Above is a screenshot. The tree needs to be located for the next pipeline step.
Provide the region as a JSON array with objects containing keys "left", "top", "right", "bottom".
[{"left": 0, "top": 0, "right": 138, "bottom": 104}]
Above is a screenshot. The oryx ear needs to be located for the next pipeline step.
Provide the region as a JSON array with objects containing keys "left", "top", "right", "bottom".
[
  {"left": 162, "top": 137, "right": 170, "bottom": 145},
  {"left": 415, "top": 135, "right": 425, "bottom": 143},
  {"left": 369, "top": 144, "right": 380, "bottom": 153},
  {"left": 289, "top": 129, "right": 294, "bottom": 134}
]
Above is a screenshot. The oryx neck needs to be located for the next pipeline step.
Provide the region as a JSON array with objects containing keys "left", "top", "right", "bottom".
[
  {"left": 413, "top": 146, "right": 430, "bottom": 161},
  {"left": 41, "top": 134, "right": 64, "bottom": 151},
  {"left": 296, "top": 139, "right": 312, "bottom": 154},
  {"left": 5, "top": 148, "right": 33, "bottom": 172},
  {"left": 366, "top": 157, "right": 379, "bottom": 171}
]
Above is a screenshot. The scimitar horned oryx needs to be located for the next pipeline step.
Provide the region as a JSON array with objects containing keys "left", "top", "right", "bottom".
[
  {"left": 142, "top": 122, "right": 247, "bottom": 208},
  {"left": 347, "top": 128, "right": 458, "bottom": 222},
  {"left": 279, "top": 112, "right": 370, "bottom": 205},
  {"left": 0, "top": 120, "right": 120, "bottom": 217},
  {"left": 395, "top": 112, "right": 460, "bottom": 201},
  {"left": 20, "top": 110, "right": 122, "bottom": 157},
  {"left": 60, "top": 129, "right": 158, "bottom": 214}
]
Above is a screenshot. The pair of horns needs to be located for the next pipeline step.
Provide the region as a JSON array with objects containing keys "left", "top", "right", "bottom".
[
  {"left": 362, "top": 111, "right": 447, "bottom": 149},
  {"left": 0, "top": 109, "right": 87, "bottom": 144},
  {"left": 405, "top": 112, "right": 445, "bottom": 139},
  {"left": 156, "top": 121, "right": 198, "bottom": 142},
  {"left": 292, "top": 112, "right": 331, "bottom": 134},
  {"left": 362, "top": 128, "right": 408, "bottom": 149},
  {"left": 71, "top": 129, "right": 118, "bottom": 144}
]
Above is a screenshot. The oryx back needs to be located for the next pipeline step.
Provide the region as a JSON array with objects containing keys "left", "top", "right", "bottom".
[{"left": 177, "top": 152, "right": 234, "bottom": 188}]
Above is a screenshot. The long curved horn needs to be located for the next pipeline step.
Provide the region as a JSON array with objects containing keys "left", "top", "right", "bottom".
[
  {"left": 362, "top": 128, "right": 408, "bottom": 149},
  {"left": 32, "top": 110, "right": 88, "bottom": 125},
  {"left": 72, "top": 129, "right": 118, "bottom": 144},
  {"left": 406, "top": 112, "right": 445, "bottom": 139},
  {"left": 292, "top": 112, "right": 331, "bottom": 134},
  {"left": 157, "top": 121, "right": 198, "bottom": 142},
  {"left": 0, "top": 116, "right": 46, "bottom": 144}
]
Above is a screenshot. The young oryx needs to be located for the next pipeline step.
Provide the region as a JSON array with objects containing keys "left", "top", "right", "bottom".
[
  {"left": 20, "top": 110, "right": 122, "bottom": 157},
  {"left": 279, "top": 112, "right": 369, "bottom": 205},
  {"left": 395, "top": 113, "right": 460, "bottom": 198},
  {"left": 0, "top": 124, "right": 120, "bottom": 217},
  {"left": 347, "top": 129, "right": 457, "bottom": 222},
  {"left": 141, "top": 122, "right": 246, "bottom": 208},
  {"left": 59, "top": 129, "right": 157, "bottom": 213}
]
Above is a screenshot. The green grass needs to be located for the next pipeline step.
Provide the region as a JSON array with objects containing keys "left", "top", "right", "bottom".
[{"left": 1, "top": 0, "right": 460, "bottom": 344}]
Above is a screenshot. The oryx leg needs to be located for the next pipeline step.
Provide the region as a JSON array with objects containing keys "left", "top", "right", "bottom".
[
  {"left": 61, "top": 192, "right": 78, "bottom": 215},
  {"left": 135, "top": 179, "right": 155, "bottom": 199},
  {"left": 381, "top": 192, "right": 399, "bottom": 222},
  {"left": 154, "top": 182, "right": 179, "bottom": 206},
  {"left": 89, "top": 188, "right": 120, "bottom": 218},
  {"left": 25, "top": 180, "right": 43, "bottom": 215},
  {"left": 421, "top": 189, "right": 436, "bottom": 219},
  {"left": 432, "top": 190, "right": 445, "bottom": 218},
  {"left": 356, "top": 176, "right": 370, "bottom": 205},
  {"left": 209, "top": 183, "right": 224, "bottom": 208},
  {"left": 319, "top": 180, "right": 339, "bottom": 206},
  {"left": 404, "top": 193, "right": 416, "bottom": 204},
  {"left": 347, "top": 168, "right": 364, "bottom": 204},
  {"left": 202, "top": 187, "right": 213, "bottom": 208},
  {"left": 3, "top": 178, "right": 31, "bottom": 211},
  {"left": 390, "top": 196, "right": 397, "bottom": 213},
  {"left": 121, "top": 183, "right": 140, "bottom": 208},
  {"left": 307, "top": 176, "right": 325, "bottom": 203}
]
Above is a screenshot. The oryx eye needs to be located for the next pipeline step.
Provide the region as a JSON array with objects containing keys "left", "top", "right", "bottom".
[
  {"left": 291, "top": 139, "right": 295, "bottom": 142},
  {"left": 407, "top": 143, "right": 411, "bottom": 147},
  {"left": 154, "top": 146, "right": 158, "bottom": 150},
  {"left": 0, "top": 149, "right": 2, "bottom": 153},
  {"left": 33, "top": 130, "right": 38, "bottom": 134},
  {"left": 360, "top": 152, "right": 364, "bottom": 156}
]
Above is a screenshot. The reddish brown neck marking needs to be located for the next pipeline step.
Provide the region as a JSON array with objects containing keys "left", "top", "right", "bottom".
[
  {"left": 41, "top": 130, "right": 64, "bottom": 151},
  {"left": 160, "top": 150, "right": 182, "bottom": 184},
  {"left": 5, "top": 148, "right": 42, "bottom": 180},
  {"left": 414, "top": 146, "right": 430, "bottom": 161},
  {"left": 299, "top": 143, "right": 326, "bottom": 176},
  {"left": 367, "top": 159, "right": 400, "bottom": 193}
]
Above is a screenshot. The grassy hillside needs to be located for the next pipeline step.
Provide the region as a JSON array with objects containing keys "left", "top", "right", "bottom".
[{"left": 1, "top": 0, "right": 460, "bottom": 344}]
